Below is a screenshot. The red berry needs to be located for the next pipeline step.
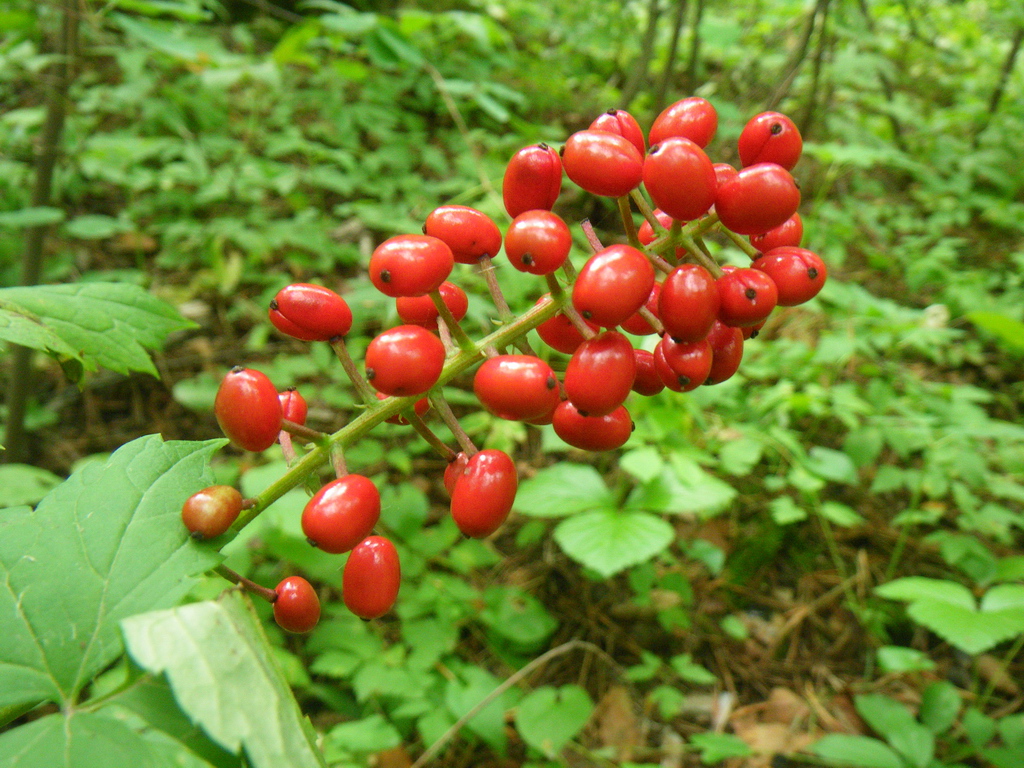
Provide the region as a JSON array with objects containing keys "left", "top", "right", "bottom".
[
  {"left": 716, "top": 268, "right": 779, "bottom": 327},
  {"left": 620, "top": 283, "right": 661, "bottom": 336},
  {"left": 751, "top": 246, "right": 827, "bottom": 306},
  {"left": 705, "top": 321, "right": 744, "bottom": 385},
  {"left": 278, "top": 388, "right": 308, "bottom": 425},
  {"left": 552, "top": 401, "right": 633, "bottom": 452},
  {"left": 534, "top": 295, "right": 597, "bottom": 354},
  {"left": 504, "top": 210, "right": 572, "bottom": 275},
  {"left": 215, "top": 367, "right": 282, "bottom": 452},
  {"left": 561, "top": 130, "right": 644, "bottom": 198},
  {"left": 503, "top": 143, "right": 563, "bottom": 218},
  {"left": 473, "top": 355, "right": 561, "bottom": 422},
  {"left": 572, "top": 244, "right": 656, "bottom": 328},
  {"left": 376, "top": 392, "right": 430, "bottom": 425},
  {"left": 713, "top": 162, "right": 739, "bottom": 191},
  {"left": 343, "top": 536, "right": 400, "bottom": 620},
  {"left": 659, "top": 264, "right": 720, "bottom": 343},
  {"left": 369, "top": 235, "right": 454, "bottom": 298},
  {"left": 738, "top": 111, "right": 803, "bottom": 170},
  {"left": 564, "top": 331, "right": 636, "bottom": 417},
  {"left": 632, "top": 349, "right": 665, "bottom": 396},
  {"left": 649, "top": 97, "right": 717, "bottom": 148},
  {"left": 450, "top": 449, "right": 518, "bottom": 538},
  {"left": 424, "top": 205, "right": 502, "bottom": 264},
  {"left": 269, "top": 283, "right": 353, "bottom": 341},
  {"left": 301, "top": 474, "right": 381, "bottom": 554},
  {"left": 750, "top": 213, "right": 803, "bottom": 253},
  {"left": 654, "top": 336, "right": 712, "bottom": 391},
  {"left": 273, "top": 576, "right": 320, "bottom": 634},
  {"left": 643, "top": 137, "right": 717, "bottom": 222},
  {"left": 365, "top": 325, "right": 446, "bottom": 397},
  {"left": 715, "top": 163, "right": 801, "bottom": 236},
  {"left": 181, "top": 485, "right": 242, "bottom": 540},
  {"left": 396, "top": 281, "right": 469, "bottom": 329},
  {"left": 637, "top": 209, "right": 688, "bottom": 261},
  {"left": 443, "top": 451, "right": 470, "bottom": 496},
  {"left": 589, "top": 109, "right": 646, "bottom": 156}
]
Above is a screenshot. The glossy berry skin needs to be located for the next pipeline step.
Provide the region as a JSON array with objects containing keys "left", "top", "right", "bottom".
[
  {"left": 424, "top": 205, "right": 502, "bottom": 264},
  {"left": 713, "top": 162, "right": 739, "bottom": 191},
  {"left": 278, "top": 388, "right": 307, "bottom": 425},
  {"left": 738, "top": 111, "right": 803, "bottom": 170},
  {"left": 565, "top": 331, "right": 636, "bottom": 417},
  {"left": 301, "top": 474, "right": 381, "bottom": 554},
  {"left": 273, "top": 576, "right": 320, "bottom": 634},
  {"left": 620, "top": 283, "right": 661, "bottom": 336},
  {"left": 181, "top": 485, "right": 242, "bottom": 540},
  {"left": 717, "top": 268, "right": 779, "bottom": 327},
  {"left": 396, "top": 281, "right": 468, "bottom": 329},
  {"left": 637, "top": 209, "right": 688, "bottom": 261},
  {"left": 505, "top": 210, "right": 572, "bottom": 275},
  {"left": 751, "top": 213, "right": 803, "bottom": 253},
  {"left": 659, "top": 264, "right": 720, "bottom": 343},
  {"left": 443, "top": 452, "right": 470, "bottom": 496},
  {"left": 269, "top": 283, "right": 353, "bottom": 341},
  {"left": 369, "top": 235, "right": 454, "bottom": 298},
  {"left": 632, "top": 349, "right": 665, "bottom": 396},
  {"left": 649, "top": 97, "right": 717, "bottom": 148},
  {"left": 343, "top": 536, "right": 400, "bottom": 620},
  {"left": 503, "top": 143, "right": 563, "bottom": 218},
  {"left": 654, "top": 336, "right": 712, "bottom": 392},
  {"left": 561, "top": 130, "right": 644, "bottom": 198},
  {"left": 534, "top": 296, "right": 597, "bottom": 354},
  {"left": 365, "top": 325, "right": 446, "bottom": 397},
  {"left": 473, "top": 355, "right": 561, "bottom": 422},
  {"left": 376, "top": 392, "right": 430, "bottom": 425},
  {"left": 552, "top": 402, "right": 633, "bottom": 452},
  {"left": 450, "top": 449, "right": 518, "bottom": 538},
  {"left": 589, "top": 109, "right": 646, "bottom": 156},
  {"left": 705, "top": 321, "right": 744, "bottom": 385},
  {"left": 643, "top": 138, "right": 717, "bottom": 222},
  {"left": 572, "top": 244, "right": 656, "bottom": 328},
  {"left": 752, "top": 246, "right": 827, "bottom": 306},
  {"left": 715, "top": 163, "right": 801, "bottom": 236},
  {"left": 215, "top": 367, "right": 282, "bottom": 452}
]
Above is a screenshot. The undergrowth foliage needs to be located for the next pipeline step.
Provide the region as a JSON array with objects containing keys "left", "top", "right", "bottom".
[{"left": 2, "top": 2, "right": 1024, "bottom": 768}]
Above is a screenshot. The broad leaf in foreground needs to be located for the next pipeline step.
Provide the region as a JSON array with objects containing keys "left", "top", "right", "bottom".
[
  {"left": 0, "top": 282, "right": 195, "bottom": 379},
  {"left": 122, "top": 592, "right": 326, "bottom": 768},
  {"left": 0, "top": 436, "right": 223, "bottom": 713},
  {"left": 554, "top": 509, "right": 674, "bottom": 577}
]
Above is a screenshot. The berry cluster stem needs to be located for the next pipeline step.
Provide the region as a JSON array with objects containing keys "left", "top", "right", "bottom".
[
  {"left": 330, "top": 337, "right": 377, "bottom": 404},
  {"left": 216, "top": 565, "right": 277, "bottom": 603}
]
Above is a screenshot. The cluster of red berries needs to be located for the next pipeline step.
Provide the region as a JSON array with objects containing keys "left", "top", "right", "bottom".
[{"left": 185, "top": 96, "right": 827, "bottom": 635}]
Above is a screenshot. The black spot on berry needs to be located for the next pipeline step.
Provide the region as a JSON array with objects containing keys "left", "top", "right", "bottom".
[
  {"left": 606, "top": 108, "right": 618, "bottom": 115},
  {"left": 808, "top": 267, "right": 819, "bottom": 279},
  {"left": 770, "top": 122, "right": 783, "bottom": 135},
  {"left": 649, "top": 144, "right": 661, "bottom": 155},
  {"left": 630, "top": 421, "right": 636, "bottom": 432},
  {"left": 538, "top": 142, "right": 550, "bottom": 150},
  {"left": 678, "top": 375, "right": 690, "bottom": 387},
  {"left": 750, "top": 329, "right": 760, "bottom": 339},
  {"left": 546, "top": 377, "right": 557, "bottom": 389},
  {"left": 366, "top": 368, "right": 376, "bottom": 380},
  {"left": 582, "top": 310, "right": 592, "bottom": 319},
  {"left": 578, "top": 410, "right": 590, "bottom": 417},
  {"left": 230, "top": 365, "right": 245, "bottom": 374},
  {"left": 269, "top": 299, "right": 279, "bottom": 311},
  {"left": 421, "top": 224, "right": 427, "bottom": 234},
  {"left": 379, "top": 269, "right": 391, "bottom": 283},
  {"left": 745, "top": 288, "right": 758, "bottom": 300},
  {"left": 558, "top": 145, "right": 565, "bottom": 156},
  {"left": 522, "top": 253, "right": 534, "bottom": 265},
  {"left": 306, "top": 537, "right": 319, "bottom": 549},
  {"left": 190, "top": 530, "right": 205, "bottom": 540}
]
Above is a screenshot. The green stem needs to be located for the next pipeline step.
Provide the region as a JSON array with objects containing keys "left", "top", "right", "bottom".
[
  {"left": 330, "top": 337, "right": 377, "bottom": 404},
  {"left": 545, "top": 273, "right": 595, "bottom": 338},
  {"left": 407, "top": 411, "right": 457, "bottom": 461},
  {"left": 429, "top": 391, "right": 477, "bottom": 455},
  {"left": 720, "top": 226, "right": 761, "bottom": 259},
  {"left": 216, "top": 565, "right": 277, "bottom": 603},
  {"left": 233, "top": 294, "right": 566, "bottom": 530},
  {"left": 280, "top": 419, "right": 326, "bottom": 444},
  {"left": 430, "top": 289, "right": 475, "bottom": 352},
  {"left": 617, "top": 195, "right": 642, "bottom": 248},
  {"left": 977, "top": 633, "right": 1024, "bottom": 710},
  {"left": 629, "top": 189, "right": 663, "bottom": 231}
]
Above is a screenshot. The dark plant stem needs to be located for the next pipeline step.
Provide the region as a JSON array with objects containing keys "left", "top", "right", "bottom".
[
  {"left": 330, "top": 337, "right": 376, "bottom": 404},
  {"left": 407, "top": 412, "right": 457, "bottom": 461},
  {"left": 216, "top": 566, "right": 278, "bottom": 603},
  {"left": 428, "top": 391, "right": 477, "bottom": 455},
  {"left": 5, "top": 0, "right": 78, "bottom": 463},
  {"left": 620, "top": 0, "right": 663, "bottom": 106},
  {"left": 974, "top": 25, "right": 1024, "bottom": 147},
  {"left": 655, "top": 0, "right": 689, "bottom": 113}
]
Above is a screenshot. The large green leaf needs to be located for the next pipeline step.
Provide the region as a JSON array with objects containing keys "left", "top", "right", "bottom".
[
  {"left": 515, "top": 685, "right": 593, "bottom": 758},
  {"left": 0, "top": 282, "right": 195, "bottom": 379},
  {"left": 812, "top": 734, "right": 904, "bottom": 768},
  {"left": 122, "top": 592, "right": 326, "bottom": 768},
  {"left": 0, "top": 436, "right": 223, "bottom": 713},
  {"left": 513, "top": 463, "right": 612, "bottom": 518},
  {"left": 553, "top": 510, "right": 674, "bottom": 577}
]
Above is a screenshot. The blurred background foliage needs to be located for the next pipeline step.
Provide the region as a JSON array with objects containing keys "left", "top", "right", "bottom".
[{"left": 2, "top": 0, "right": 1024, "bottom": 765}]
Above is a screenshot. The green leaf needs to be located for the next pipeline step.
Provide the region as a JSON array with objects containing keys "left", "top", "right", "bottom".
[
  {"left": 0, "top": 464, "right": 62, "bottom": 508},
  {"left": 811, "top": 734, "right": 905, "bottom": 768},
  {"left": 805, "top": 446, "right": 859, "bottom": 484},
  {"left": 967, "top": 311, "right": 1024, "bottom": 352},
  {"left": 962, "top": 707, "right": 995, "bottom": 748},
  {"left": 515, "top": 685, "right": 593, "bottom": 758},
  {"left": 688, "top": 732, "right": 753, "bottom": 763},
  {"left": 665, "top": 455, "right": 737, "bottom": 517},
  {"left": 514, "top": 463, "right": 612, "bottom": 517},
  {"left": 718, "top": 438, "right": 763, "bottom": 476},
  {"left": 820, "top": 501, "right": 865, "bottom": 527},
  {"left": 875, "top": 577, "right": 976, "bottom": 609},
  {"left": 0, "top": 283, "right": 194, "bottom": 378},
  {"left": 444, "top": 666, "right": 511, "bottom": 753},
  {"left": 122, "top": 591, "right": 326, "bottom": 768},
  {"left": 64, "top": 214, "right": 132, "bottom": 239},
  {"left": 669, "top": 653, "right": 716, "bottom": 685},
  {"left": 325, "top": 714, "right": 401, "bottom": 754},
  {"left": 0, "top": 299, "right": 82, "bottom": 365},
  {"left": 876, "top": 646, "right": 935, "bottom": 674},
  {"left": 0, "top": 207, "right": 65, "bottom": 228},
  {"left": 620, "top": 447, "right": 664, "bottom": 482},
  {"left": 0, "top": 436, "right": 223, "bottom": 712},
  {"left": 479, "top": 586, "right": 557, "bottom": 649},
  {"left": 0, "top": 710, "right": 173, "bottom": 768},
  {"left": 919, "top": 681, "right": 961, "bottom": 735},
  {"left": 553, "top": 510, "right": 673, "bottom": 578},
  {"left": 855, "top": 694, "right": 934, "bottom": 768}
]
